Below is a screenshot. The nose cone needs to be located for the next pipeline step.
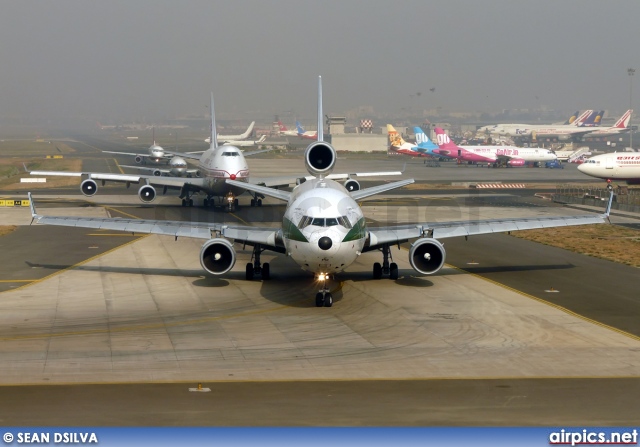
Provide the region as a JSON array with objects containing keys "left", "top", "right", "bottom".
[
  {"left": 577, "top": 163, "right": 586, "bottom": 173},
  {"left": 318, "top": 236, "right": 333, "bottom": 251}
]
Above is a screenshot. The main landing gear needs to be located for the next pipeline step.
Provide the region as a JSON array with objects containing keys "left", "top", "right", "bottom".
[
  {"left": 249, "top": 192, "right": 264, "bottom": 207},
  {"left": 180, "top": 187, "right": 194, "bottom": 207},
  {"left": 373, "top": 244, "right": 398, "bottom": 280},
  {"left": 245, "top": 244, "right": 270, "bottom": 281},
  {"left": 315, "top": 275, "right": 333, "bottom": 308}
]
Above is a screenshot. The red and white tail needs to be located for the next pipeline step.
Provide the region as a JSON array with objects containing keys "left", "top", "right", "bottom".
[
  {"left": 612, "top": 109, "right": 633, "bottom": 128},
  {"left": 278, "top": 121, "right": 288, "bottom": 132}
]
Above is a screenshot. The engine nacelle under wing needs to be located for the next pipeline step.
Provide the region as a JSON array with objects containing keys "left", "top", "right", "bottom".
[
  {"left": 304, "top": 141, "right": 336, "bottom": 177},
  {"left": 507, "top": 158, "right": 526, "bottom": 167},
  {"left": 80, "top": 179, "right": 98, "bottom": 196},
  {"left": 200, "top": 238, "right": 236, "bottom": 275},
  {"left": 344, "top": 179, "right": 360, "bottom": 192},
  {"left": 134, "top": 155, "right": 144, "bottom": 164},
  {"left": 409, "top": 238, "right": 446, "bottom": 275},
  {"left": 138, "top": 185, "right": 156, "bottom": 203}
]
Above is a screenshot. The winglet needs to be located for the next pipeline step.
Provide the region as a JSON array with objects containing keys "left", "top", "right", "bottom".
[
  {"left": 317, "top": 76, "right": 324, "bottom": 142},
  {"left": 603, "top": 189, "right": 614, "bottom": 221},
  {"left": 28, "top": 192, "right": 38, "bottom": 224}
]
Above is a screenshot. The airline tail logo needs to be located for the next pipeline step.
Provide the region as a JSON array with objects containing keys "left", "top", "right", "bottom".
[
  {"left": 435, "top": 132, "right": 451, "bottom": 146},
  {"left": 416, "top": 132, "right": 430, "bottom": 145},
  {"left": 278, "top": 121, "right": 287, "bottom": 131},
  {"left": 614, "top": 110, "right": 632, "bottom": 128},
  {"left": 387, "top": 124, "right": 403, "bottom": 147}
]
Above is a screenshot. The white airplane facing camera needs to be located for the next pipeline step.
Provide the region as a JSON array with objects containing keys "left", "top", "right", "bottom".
[{"left": 28, "top": 77, "right": 613, "bottom": 308}]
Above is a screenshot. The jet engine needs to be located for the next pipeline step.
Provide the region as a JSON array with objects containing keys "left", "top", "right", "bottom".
[
  {"left": 138, "top": 185, "right": 156, "bottom": 203},
  {"left": 153, "top": 169, "right": 162, "bottom": 176},
  {"left": 134, "top": 155, "right": 144, "bottom": 164},
  {"left": 409, "top": 238, "right": 446, "bottom": 275},
  {"left": 344, "top": 179, "right": 360, "bottom": 192},
  {"left": 304, "top": 141, "right": 336, "bottom": 177},
  {"left": 80, "top": 179, "right": 98, "bottom": 196},
  {"left": 200, "top": 238, "right": 236, "bottom": 275},
  {"left": 508, "top": 158, "right": 526, "bottom": 167}
]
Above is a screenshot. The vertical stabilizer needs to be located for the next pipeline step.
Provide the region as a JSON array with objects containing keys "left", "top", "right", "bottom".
[
  {"left": 317, "top": 76, "right": 324, "bottom": 142},
  {"left": 573, "top": 110, "right": 594, "bottom": 126},
  {"left": 613, "top": 110, "right": 633, "bottom": 128},
  {"left": 210, "top": 92, "right": 218, "bottom": 149}
]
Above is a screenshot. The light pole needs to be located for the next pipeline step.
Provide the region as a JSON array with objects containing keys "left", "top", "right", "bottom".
[{"left": 628, "top": 68, "right": 635, "bottom": 149}]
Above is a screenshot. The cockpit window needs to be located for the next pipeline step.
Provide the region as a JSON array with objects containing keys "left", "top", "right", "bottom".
[
  {"left": 222, "top": 152, "right": 239, "bottom": 156},
  {"left": 298, "top": 215, "right": 352, "bottom": 229}
]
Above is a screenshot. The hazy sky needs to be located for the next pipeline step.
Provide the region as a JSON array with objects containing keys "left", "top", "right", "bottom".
[{"left": 1, "top": 0, "right": 640, "bottom": 126}]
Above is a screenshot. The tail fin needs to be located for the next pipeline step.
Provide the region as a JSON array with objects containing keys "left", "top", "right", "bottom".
[
  {"left": 317, "top": 76, "right": 324, "bottom": 142},
  {"left": 387, "top": 124, "right": 407, "bottom": 147},
  {"left": 210, "top": 92, "right": 218, "bottom": 149},
  {"left": 296, "top": 120, "right": 306, "bottom": 135},
  {"left": 573, "top": 110, "right": 594, "bottom": 126},
  {"left": 238, "top": 121, "right": 255, "bottom": 140},
  {"left": 433, "top": 127, "right": 458, "bottom": 149},
  {"left": 413, "top": 126, "right": 438, "bottom": 149},
  {"left": 257, "top": 135, "right": 267, "bottom": 143},
  {"left": 579, "top": 110, "right": 598, "bottom": 127},
  {"left": 278, "top": 121, "right": 288, "bottom": 131},
  {"left": 592, "top": 110, "right": 605, "bottom": 126},
  {"left": 565, "top": 111, "right": 580, "bottom": 125},
  {"left": 612, "top": 109, "right": 633, "bottom": 129}
]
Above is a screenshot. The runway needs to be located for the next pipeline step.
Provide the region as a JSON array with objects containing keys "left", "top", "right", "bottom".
[{"left": 0, "top": 135, "right": 639, "bottom": 425}]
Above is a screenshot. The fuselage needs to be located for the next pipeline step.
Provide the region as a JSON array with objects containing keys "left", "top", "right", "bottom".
[
  {"left": 578, "top": 153, "right": 640, "bottom": 183},
  {"left": 197, "top": 144, "right": 249, "bottom": 196},
  {"left": 461, "top": 146, "right": 557, "bottom": 162},
  {"left": 282, "top": 178, "right": 365, "bottom": 274}
]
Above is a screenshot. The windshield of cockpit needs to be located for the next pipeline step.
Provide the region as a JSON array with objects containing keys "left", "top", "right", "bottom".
[{"left": 297, "top": 215, "right": 352, "bottom": 229}]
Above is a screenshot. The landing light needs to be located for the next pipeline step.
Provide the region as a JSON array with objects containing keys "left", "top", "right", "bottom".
[{"left": 317, "top": 273, "right": 327, "bottom": 281}]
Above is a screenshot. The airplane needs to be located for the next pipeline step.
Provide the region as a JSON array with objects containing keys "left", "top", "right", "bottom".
[
  {"left": 219, "top": 135, "right": 267, "bottom": 147},
  {"left": 387, "top": 125, "right": 444, "bottom": 158},
  {"left": 563, "top": 111, "right": 581, "bottom": 125},
  {"left": 476, "top": 110, "right": 595, "bottom": 140},
  {"left": 204, "top": 121, "right": 256, "bottom": 143},
  {"left": 277, "top": 121, "right": 299, "bottom": 136},
  {"left": 28, "top": 95, "right": 275, "bottom": 209},
  {"left": 580, "top": 110, "right": 605, "bottom": 127},
  {"left": 101, "top": 128, "right": 171, "bottom": 165},
  {"left": 577, "top": 153, "right": 640, "bottom": 185},
  {"left": 296, "top": 121, "right": 318, "bottom": 140},
  {"left": 433, "top": 128, "right": 557, "bottom": 167},
  {"left": 534, "top": 110, "right": 632, "bottom": 140},
  {"left": 28, "top": 76, "right": 614, "bottom": 308},
  {"left": 119, "top": 156, "right": 199, "bottom": 178}
]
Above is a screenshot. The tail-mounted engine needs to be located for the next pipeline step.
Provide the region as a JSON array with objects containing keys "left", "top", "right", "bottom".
[
  {"left": 80, "top": 179, "right": 98, "bottom": 196},
  {"left": 344, "top": 178, "right": 360, "bottom": 192},
  {"left": 304, "top": 141, "right": 336, "bottom": 177},
  {"left": 138, "top": 185, "right": 156, "bottom": 203},
  {"left": 200, "top": 238, "right": 236, "bottom": 275},
  {"left": 409, "top": 238, "right": 446, "bottom": 275}
]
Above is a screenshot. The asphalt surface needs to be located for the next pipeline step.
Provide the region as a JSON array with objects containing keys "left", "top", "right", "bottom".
[{"left": 1, "top": 133, "right": 639, "bottom": 426}]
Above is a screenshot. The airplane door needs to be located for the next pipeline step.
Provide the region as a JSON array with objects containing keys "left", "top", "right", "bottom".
[
  {"left": 458, "top": 149, "right": 462, "bottom": 157},
  {"left": 605, "top": 156, "right": 614, "bottom": 169}
]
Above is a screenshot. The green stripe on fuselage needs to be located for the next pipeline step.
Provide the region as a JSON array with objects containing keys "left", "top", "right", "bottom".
[
  {"left": 342, "top": 217, "right": 366, "bottom": 242},
  {"left": 283, "top": 217, "right": 308, "bottom": 242}
]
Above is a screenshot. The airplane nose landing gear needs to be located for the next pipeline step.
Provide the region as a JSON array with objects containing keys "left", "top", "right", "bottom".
[{"left": 315, "top": 273, "right": 333, "bottom": 307}]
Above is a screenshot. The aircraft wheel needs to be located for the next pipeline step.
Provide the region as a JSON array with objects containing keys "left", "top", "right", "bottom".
[
  {"left": 257, "top": 199, "right": 262, "bottom": 207},
  {"left": 189, "top": 199, "right": 194, "bottom": 207},
  {"left": 250, "top": 199, "right": 256, "bottom": 207},
  {"left": 234, "top": 198, "right": 239, "bottom": 208},
  {"left": 390, "top": 263, "right": 398, "bottom": 280},
  {"left": 181, "top": 199, "right": 187, "bottom": 207},
  {"left": 245, "top": 263, "right": 254, "bottom": 280},
  {"left": 324, "top": 293, "right": 333, "bottom": 307},
  {"left": 203, "top": 199, "right": 209, "bottom": 207},
  {"left": 262, "top": 263, "right": 270, "bottom": 280},
  {"left": 373, "top": 262, "right": 382, "bottom": 279},
  {"left": 315, "top": 293, "right": 324, "bottom": 307}
]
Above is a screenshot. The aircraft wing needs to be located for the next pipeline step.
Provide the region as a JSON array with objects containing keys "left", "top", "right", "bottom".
[
  {"left": 28, "top": 169, "right": 207, "bottom": 190},
  {"left": 248, "top": 167, "right": 406, "bottom": 190},
  {"left": 102, "top": 150, "right": 172, "bottom": 160},
  {"left": 119, "top": 165, "right": 200, "bottom": 177},
  {"left": 161, "top": 150, "right": 202, "bottom": 161},
  {"left": 226, "top": 179, "right": 291, "bottom": 202},
  {"left": 28, "top": 193, "right": 283, "bottom": 249},
  {"left": 363, "top": 193, "right": 613, "bottom": 252},
  {"left": 351, "top": 179, "right": 414, "bottom": 200},
  {"left": 243, "top": 148, "right": 273, "bottom": 157}
]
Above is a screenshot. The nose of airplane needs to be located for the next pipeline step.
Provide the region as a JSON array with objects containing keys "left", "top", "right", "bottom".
[{"left": 318, "top": 236, "right": 332, "bottom": 251}]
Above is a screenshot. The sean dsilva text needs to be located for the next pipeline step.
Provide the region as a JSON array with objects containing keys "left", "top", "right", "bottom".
[{"left": 12, "top": 432, "right": 98, "bottom": 444}]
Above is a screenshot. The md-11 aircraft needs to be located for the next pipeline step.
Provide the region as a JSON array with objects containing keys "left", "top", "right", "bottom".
[{"left": 29, "top": 77, "right": 614, "bottom": 307}]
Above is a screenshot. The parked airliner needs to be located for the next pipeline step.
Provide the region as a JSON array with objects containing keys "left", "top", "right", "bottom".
[
  {"left": 578, "top": 153, "right": 640, "bottom": 185},
  {"left": 29, "top": 77, "right": 613, "bottom": 308},
  {"left": 387, "top": 125, "right": 443, "bottom": 158}
]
